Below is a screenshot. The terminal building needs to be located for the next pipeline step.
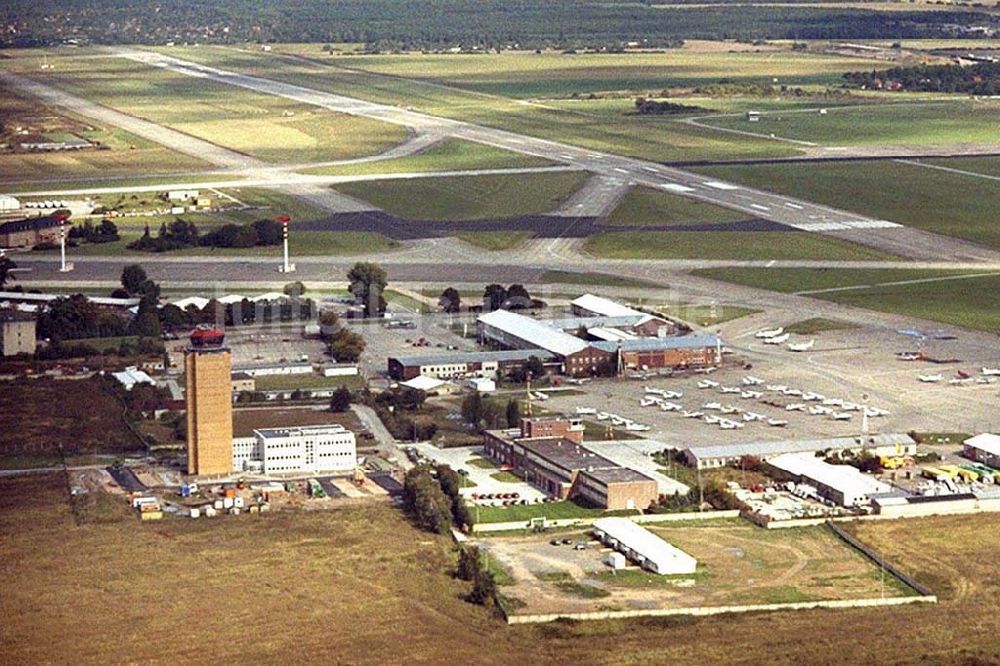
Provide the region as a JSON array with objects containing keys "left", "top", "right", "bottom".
[
  {"left": 232, "top": 425, "right": 357, "bottom": 475},
  {"left": 592, "top": 517, "right": 698, "bottom": 575},
  {"left": 476, "top": 306, "right": 719, "bottom": 378},
  {"left": 483, "top": 417, "right": 659, "bottom": 511}
]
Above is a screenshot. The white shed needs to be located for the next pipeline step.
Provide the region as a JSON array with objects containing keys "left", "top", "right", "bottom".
[{"left": 592, "top": 517, "right": 697, "bottom": 575}]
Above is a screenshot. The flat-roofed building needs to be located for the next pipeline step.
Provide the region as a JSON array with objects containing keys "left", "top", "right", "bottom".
[
  {"left": 767, "top": 453, "right": 892, "bottom": 507},
  {"left": 684, "top": 433, "right": 917, "bottom": 470},
  {"left": 963, "top": 433, "right": 1000, "bottom": 468},
  {"left": 0, "top": 215, "right": 63, "bottom": 249},
  {"left": 387, "top": 349, "right": 554, "bottom": 381},
  {"left": 235, "top": 424, "right": 356, "bottom": 475},
  {"left": 0, "top": 310, "right": 36, "bottom": 356},
  {"left": 592, "top": 517, "right": 697, "bottom": 575}
]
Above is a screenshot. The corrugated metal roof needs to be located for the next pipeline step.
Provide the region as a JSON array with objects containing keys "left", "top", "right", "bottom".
[
  {"left": 686, "top": 433, "right": 915, "bottom": 461},
  {"left": 0, "top": 291, "right": 139, "bottom": 307},
  {"left": 592, "top": 334, "right": 719, "bottom": 353},
  {"left": 769, "top": 453, "right": 892, "bottom": 498},
  {"left": 571, "top": 294, "right": 645, "bottom": 318},
  {"left": 478, "top": 309, "right": 589, "bottom": 356},
  {"left": 592, "top": 517, "right": 697, "bottom": 573},
  {"left": 964, "top": 433, "right": 1000, "bottom": 456},
  {"left": 546, "top": 314, "right": 649, "bottom": 330}
]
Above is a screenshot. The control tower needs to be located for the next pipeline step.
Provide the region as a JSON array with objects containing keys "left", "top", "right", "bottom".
[{"left": 185, "top": 325, "right": 233, "bottom": 476}]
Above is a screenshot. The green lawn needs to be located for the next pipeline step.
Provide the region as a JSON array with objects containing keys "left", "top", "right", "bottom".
[
  {"left": 603, "top": 186, "right": 746, "bottom": 227},
  {"left": 691, "top": 267, "right": 984, "bottom": 294},
  {"left": 694, "top": 268, "right": 1000, "bottom": 332},
  {"left": 784, "top": 318, "right": 859, "bottom": 334},
  {"left": 253, "top": 374, "right": 364, "bottom": 391},
  {"left": 466, "top": 457, "right": 498, "bottom": 470},
  {"left": 384, "top": 289, "right": 432, "bottom": 314},
  {"left": 659, "top": 303, "right": 761, "bottom": 327},
  {"left": 220, "top": 188, "right": 329, "bottom": 223},
  {"left": 333, "top": 172, "right": 589, "bottom": 221},
  {"left": 920, "top": 156, "right": 1000, "bottom": 179},
  {"left": 693, "top": 161, "right": 1000, "bottom": 250},
  {"left": 0, "top": 173, "right": 235, "bottom": 195},
  {"left": 301, "top": 138, "right": 555, "bottom": 176},
  {"left": 699, "top": 100, "right": 1000, "bottom": 147},
  {"left": 473, "top": 500, "right": 638, "bottom": 524},
  {"left": 454, "top": 231, "right": 535, "bottom": 251},
  {"left": 585, "top": 231, "right": 898, "bottom": 261},
  {"left": 490, "top": 471, "right": 523, "bottom": 483}
]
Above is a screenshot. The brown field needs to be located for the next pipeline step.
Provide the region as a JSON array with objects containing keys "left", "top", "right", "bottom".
[
  {"left": 3, "top": 473, "right": 1000, "bottom": 664},
  {"left": 481, "top": 522, "right": 911, "bottom": 616},
  {"left": 231, "top": 406, "right": 362, "bottom": 437},
  {"left": 0, "top": 377, "right": 141, "bottom": 461}
]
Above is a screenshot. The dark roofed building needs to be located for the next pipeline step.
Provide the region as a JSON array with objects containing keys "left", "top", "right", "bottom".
[{"left": 0, "top": 215, "right": 62, "bottom": 249}]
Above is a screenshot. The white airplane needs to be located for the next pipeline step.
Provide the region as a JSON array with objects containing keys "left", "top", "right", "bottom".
[
  {"left": 662, "top": 390, "right": 683, "bottom": 399},
  {"left": 785, "top": 403, "right": 806, "bottom": 412},
  {"left": 532, "top": 391, "right": 549, "bottom": 401},
  {"left": 703, "top": 401, "right": 722, "bottom": 410},
  {"left": 697, "top": 379, "right": 720, "bottom": 389},
  {"left": 625, "top": 422, "right": 650, "bottom": 431},
  {"left": 822, "top": 398, "right": 843, "bottom": 406},
  {"left": 596, "top": 412, "right": 610, "bottom": 420},
  {"left": 704, "top": 414, "right": 722, "bottom": 424},
  {"left": 756, "top": 327, "right": 784, "bottom": 338},
  {"left": 575, "top": 407, "right": 597, "bottom": 415},
  {"left": 720, "top": 386, "right": 741, "bottom": 394},
  {"left": 809, "top": 405, "right": 833, "bottom": 416},
  {"left": 763, "top": 333, "right": 790, "bottom": 345},
  {"left": 644, "top": 386, "right": 666, "bottom": 396},
  {"left": 766, "top": 384, "right": 788, "bottom": 392},
  {"left": 660, "top": 402, "right": 682, "bottom": 412},
  {"left": 741, "top": 390, "right": 762, "bottom": 399},
  {"left": 720, "top": 405, "right": 739, "bottom": 415},
  {"left": 918, "top": 374, "right": 943, "bottom": 383},
  {"left": 566, "top": 377, "right": 591, "bottom": 385},
  {"left": 949, "top": 378, "right": 973, "bottom": 385},
  {"left": 831, "top": 412, "right": 853, "bottom": 421},
  {"left": 976, "top": 377, "right": 998, "bottom": 385},
  {"left": 683, "top": 410, "right": 704, "bottom": 419},
  {"left": 788, "top": 339, "right": 815, "bottom": 352},
  {"left": 767, "top": 418, "right": 789, "bottom": 427},
  {"left": 864, "top": 407, "right": 889, "bottom": 418},
  {"left": 639, "top": 397, "right": 660, "bottom": 408},
  {"left": 840, "top": 402, "right": 860, "bottom": 412},
  {"left": 610, "top": 416, "right": 625, "bottom": 425},
  {"left": 719, "top": 419, "right": 745, "bottom": 430},
  {"left": 693, "top": 365, "right": 718, "bottom": 374},
  {"left": 743, "top": 412, "right": 765, "bottom": 422},
  {"left": 742, "top": 376, "right": 764, "bottom": 386},
  {"left": 802, "top": 392, "right": 824, "bottom": 402},
  {"left": 982, "top": 367, "right": 1000, "bottom": 376},
  {"left": 782, "top": 388, "right": 803, "bottom": 396}
]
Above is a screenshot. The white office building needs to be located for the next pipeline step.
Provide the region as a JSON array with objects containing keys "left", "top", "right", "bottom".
[{"left": 232, "top": 425, "right": 356, "bottom": 475}]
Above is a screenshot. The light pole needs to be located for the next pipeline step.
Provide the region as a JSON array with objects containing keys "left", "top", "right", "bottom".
[
  {"left": 277, "top": 214, "right": 295, "bottom": 273},
  {"left": 55, "top": 210, "right": 73, "bottom": 273}
]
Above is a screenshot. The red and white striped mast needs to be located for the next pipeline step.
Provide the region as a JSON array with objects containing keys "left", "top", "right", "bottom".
[{"left": 276, "top": 214, "right": 294, "bottom": 273}]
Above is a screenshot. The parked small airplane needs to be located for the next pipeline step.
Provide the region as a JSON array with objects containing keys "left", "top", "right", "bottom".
[
  {"left": 822, "top": 398, "right": 844, "bottom": 406},
  {"left": 662, "top": 390, "right": 683, "bottom": 399},
  {"left": 788, "top": 339, "right": 815, "bottom": 352},
  {"left": 742, "top": 375, "right": 765, "bottom": 386},
  {"left": 575, "top": 407, "right": 597, "bottom": 415},
  {"left": 596, "top": 412, "right": 610, "bottom": 420},
  {"left": 785, "top": 403, "right": 806, "bottom": 412},
  {"left": 639, "top": 397, "right": 660, "bottom": 408},
  {"left": 982, "top": 367, "right": 1000, "bottom": 376},
  {"left": 719, "top": 405, "right": 739, "bottom": 415},
  {"left": 809, "top": 405, "right": 832, "bottom": 416},
  {"left": 766, "top": 384, "right": 788, "bottom": 392},
  {"left": 782, "top": 388, "right": 802, "bottom": 396},
  {"left": 704, "top": 414, "right": 722, "bottom": 424},
  {"left": 918, "top": 374, "right": 943, "bottom": 383},
  {"left": 767, "top": 419, "right": 789, "bottom": 427},
  {"left": 683, "top": 410, "right": 704, "bottom": 419},
  {"left": 697, "top": 379, "right": 720, "bottom": 389},
  {"left": 763, "top": 333, "right": 790, "bottom": 345},
  {"left": 720, "top": 386, "right": 741, "bottom": 394},
  {"left": 831, "top": 412, "right": 853, "bottom": 421},
  {"left": 703, "top": 401, "right": 723, "bottom": 410},
  {"left": 660, "top": 402, "right": 682, "bottom": 412},
  {"left": 741, "top": 390, "right": 762, "bottom": 399},
  {"left": 756, "top": 327, "right": 784, "bottom": 338}
]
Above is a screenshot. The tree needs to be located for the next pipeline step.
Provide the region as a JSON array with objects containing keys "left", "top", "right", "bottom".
[
  {"left": 439, "top": 287, "right": 461, "bottom": 313},
  {"left": 328, "top": 328, "right": 366, "bottom": 362},
  {"left": 347, "top": 262, "right": 388, "bottom": 318},
  {"left": 506, "top": 399, "right": 521, "bottom": 428},
  {"left": 526, "top": 356, "right": 546, "bottom": 379},
  {"left": 461, "top": 391, "right": 483, "bottom": 426},
  {"left": 251, "top": 219, "right": 283, "bottom": 245},
  {"left": 456, "top": 545, "right": 481, "bottom": 581},
  {"left": 329, "top": 386, "right": 352, "bottom": 412},
  {"left": 480, "top": 399, "right": 505, "bottom": 429},
  {"left": 468, "top": 569, "right": 497, "bottom": 605},
  {"left": 120, "top": 264, "right": 148, "bottom": 295},
  {"left": 129, "top": 297, "right": 162, "bottom": 338},
  {"left": 284, "top": 281, "right": 306, "bottom": 297},
  {"left": 483, "top": 284, "right": 507, "bottom": 312},
  {"left": 504, "top": 284, "right": 532, "bottom": 310},
  {"left": 0, "top": 255, "right": 17, "bottom": 289}
]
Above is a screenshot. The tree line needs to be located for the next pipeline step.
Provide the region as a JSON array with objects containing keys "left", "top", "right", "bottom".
[
  {"left": 844, "top": 61, "right": 1000, "bottom": 95},
  {"left": 127, "top": 218, "right": 284, "bottom": 253}
]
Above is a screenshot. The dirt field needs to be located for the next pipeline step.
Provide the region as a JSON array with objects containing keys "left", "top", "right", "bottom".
[
  {"left": 231, "top": 406, "right": 362, "bottom": 437},
  {"left": 3, "top": 474, "right": 1000, "bottom": 664},
  {"left": 479, "top": 521, "right": 909, "bottom": 616},
  {"left": 0, "top": 377, "right": 141, "bottom": 461}
]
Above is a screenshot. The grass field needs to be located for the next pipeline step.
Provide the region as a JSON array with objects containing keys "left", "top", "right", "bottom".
[
  {"left": 301, "top": 138, "right": 556, "bottom": 176},
  {"left": 694, "top": 160, "right": 1000, "bottom": 249},
  {"left": 539, "top": 270, "right": 664, "bottom": 289},
  {"left": 699, "top": 100, "right": 1000, "bottom": 147},
  {"left": 603, "top": 186, "right": 745, "bottom": 227},
  {"left": 784, "top": 318, "right": 859, "bottom": 334},
  {"left": 0, "top": 173, "right": 237, "bottom": 194},
  {"left": 148, "top": 45, "right": 804, "bottom": 163},
  {"left": 474, "top": 499, "right": 635, "bottom": 524},
  {"left": 6, "top": 52, "right": 407, "bottom": 165},
  {"left": 0, "top": 82, "right": 209, "bottom": 180},
  {"left": 252, "top": 374, "right": 364, "bottom": 391},
  {"left": 333, "top": 172, "right": 589, "bottom": 221},
  {"left": 921, "top": 156, "right": 1000, "bottom": 178},
  {"left": 585, "top": 231, "right": 898, "bottom": 261},
  {"left": 4, "top": 474, "right": 1000, "bottom": 662},
  {"left": 656, "top": 303, "right": 761, "bottom": 327},
  {"left": 693, "top": 268, "right": 1000, "bottom": 332}
]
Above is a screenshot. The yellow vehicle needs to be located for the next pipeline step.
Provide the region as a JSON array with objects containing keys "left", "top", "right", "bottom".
[
  {"left": 880, "top": 456, "right": 906, "bottom": 470},
  {"left": 922, "top": 466, "right": 949, "bottom": 480},
  {"left": 940, "top": 464, "right": 978, "bottom": 483}
]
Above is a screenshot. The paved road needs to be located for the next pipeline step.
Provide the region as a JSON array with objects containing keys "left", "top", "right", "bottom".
[{"left": 114, "top": 48, "right": 979, "bottom": 260}]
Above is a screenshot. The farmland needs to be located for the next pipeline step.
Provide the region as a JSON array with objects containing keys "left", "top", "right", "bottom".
[
  {"left": 693, "top": 160, "right": 1000, "bottom": 249},
  {"left": 585, "top": 231, "right": 899, "bottom": 261},
  {"left": 4, "top": 475, "right": 1000, "bottom": 662},
  {"left": 693, "top": 268, "right": 1000, "bottom": 332},
  {"left": 333, "top": 172, "right": 590, "bottom": 221}
]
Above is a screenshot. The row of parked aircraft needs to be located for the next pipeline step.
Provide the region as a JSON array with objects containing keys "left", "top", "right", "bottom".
[
  {"left": 575, "top": 407, "right": 651, "bottom": 432},
  {"left": 756, "top": 327, "right": 816, "bottom": 352},
  {"left": 918, "top": 368, "right": 1000, "bottom": 384}
]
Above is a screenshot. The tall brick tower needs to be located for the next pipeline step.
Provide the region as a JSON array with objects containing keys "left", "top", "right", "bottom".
[{"left": 185, "top": 325, "right": 233, "bottom": 476}]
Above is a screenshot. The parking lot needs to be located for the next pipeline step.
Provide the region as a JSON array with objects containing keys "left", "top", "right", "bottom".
[{"left": 410, "top": 443, "right": 546, "bottom": 503}]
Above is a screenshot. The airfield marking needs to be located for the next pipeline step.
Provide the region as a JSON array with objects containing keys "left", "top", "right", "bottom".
[
  {"left": 894, "top": 159, "right": 1000, "bottom": 182},
  {"left": 795, "top": 271, "right": 1000, "bottom": 295}
]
